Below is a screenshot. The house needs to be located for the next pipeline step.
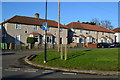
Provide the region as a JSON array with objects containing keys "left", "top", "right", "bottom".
[
  {"left": 112, "top": 27, "right": 120, "bottom": 43},
  {"left": 67, "top": 22, "right": 115, "bottom": 44},
  {"left": 1, "top": 13, "right": 68, "bottom": 45}
]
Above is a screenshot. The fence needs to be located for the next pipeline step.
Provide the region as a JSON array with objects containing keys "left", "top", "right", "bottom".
[{"left": 1, "top": 43, "right": 96, "bottom": 50}]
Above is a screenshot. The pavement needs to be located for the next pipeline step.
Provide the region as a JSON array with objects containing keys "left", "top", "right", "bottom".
[{"left": 1, "top": 48, "right": 120, "bottom": 80}]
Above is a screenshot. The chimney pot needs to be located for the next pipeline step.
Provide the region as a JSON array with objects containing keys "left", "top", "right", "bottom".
[{"left": 34, "top": 13, "right": 39, "bottom": 19}]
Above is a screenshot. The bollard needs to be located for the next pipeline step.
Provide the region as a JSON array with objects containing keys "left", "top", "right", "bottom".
[
  {"left": 64, "top": 45, "right": 67, "bottom": 60},
  {"left": 60, "top": 44, "right": 63, "bottom": 60}
]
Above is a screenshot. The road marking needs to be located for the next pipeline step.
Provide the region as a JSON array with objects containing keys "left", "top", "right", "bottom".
[
  {"left": 4, "top": 68, "right": 20, "bottom": 72},
  {"left": 62, "top": 72, "right": 77, "bottom": 75},
  {"left": 42, "top": 70, "right": 55, "bottom": 74},
  {"left": 24, "top": 69, "right": 39, "bottom": 73}
]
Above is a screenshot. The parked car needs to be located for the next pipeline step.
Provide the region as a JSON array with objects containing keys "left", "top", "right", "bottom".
[
  {"left": 97, "top": 43, "right": 110, "bottom": 48},
  {"left": 110, "top": 42, "right": 120, "bottom": 48}
]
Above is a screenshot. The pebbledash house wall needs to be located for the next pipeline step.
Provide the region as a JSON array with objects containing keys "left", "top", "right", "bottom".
[
  {"left": 4, "top": 22, "right": 68, "bottom": 45},
  {"left": 69, "top": 28, "right": 115, "bottom": 43}
]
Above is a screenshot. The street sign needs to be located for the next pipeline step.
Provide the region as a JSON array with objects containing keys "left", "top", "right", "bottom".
[{"left": 42, "top": 22, "right": 48, "bottom": 31}]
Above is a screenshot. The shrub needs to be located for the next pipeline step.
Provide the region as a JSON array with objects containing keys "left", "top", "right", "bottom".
[
  {"left": 27, "top": 37, "right": 35, "bottom": 44},
  {"left": 88, "top": 42, "right": 92, "bottom": 44}
]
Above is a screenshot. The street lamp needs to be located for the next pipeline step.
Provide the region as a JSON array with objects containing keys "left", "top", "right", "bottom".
[{"left": 58, "top": 0, "right": 60, "bottom": 52}]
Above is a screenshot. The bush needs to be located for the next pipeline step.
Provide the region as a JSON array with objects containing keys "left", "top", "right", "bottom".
[
  {"left": 27, "top": 37, "right": 35, "bottom": 44},
  {"left": 88, "top": 42, "right": 92, "bottom": 44}
]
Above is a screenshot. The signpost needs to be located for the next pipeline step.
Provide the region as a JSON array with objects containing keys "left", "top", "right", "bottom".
[
  {"left": 42, "top": 0, "right": 48, "bottom": 63},
  {"left": 42, "top": 22, "right": 48, "bottom": 63}
]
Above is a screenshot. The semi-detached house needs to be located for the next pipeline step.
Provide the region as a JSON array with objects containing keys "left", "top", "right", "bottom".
[
  {"left": 67, "top": 22, "right": 115, "bottom": 44},
  {"left": 1, "top": 14, "right": 68, "bottom": 45},
  {"left": 1, "top": 14, "right": 115, "bottom": 45}
]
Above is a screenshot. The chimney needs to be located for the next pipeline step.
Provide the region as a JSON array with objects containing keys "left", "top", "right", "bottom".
[
  {"left": 77, "top": 20, "right": 80, "bottom": 23},
  {"left": 34, "top": 13, "right": 39, "bottom": 19}
]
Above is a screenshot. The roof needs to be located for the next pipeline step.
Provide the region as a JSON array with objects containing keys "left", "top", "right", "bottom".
[
  {"left": 79, "top": 35, "right": 85, "bottom": 37},
  {"left": 29, "top": 32, "right": 41, "bottom": 35},
  {"left": 73, "top": 35, "right": 79, "bottom": 37},
  {"left": 44, "top": 33, "right": 53, "bottom": 36},
  {"left": 67, "top": 22, "right": 114, "bottom": 33},
  {"left": 107, "top": 37, "right": 112, "bottom": 39},
  {"left": 112, "top": 27, "right": 120, "bottom": 32},
  {"left": 101, "top": 36, "right": 106, "bottom": 39},
  {"left": 1, "top": 15, "right": 68, "bottom": 29},
  {"left": 87, "top": 35, "right": 93, "bottom": 38}
]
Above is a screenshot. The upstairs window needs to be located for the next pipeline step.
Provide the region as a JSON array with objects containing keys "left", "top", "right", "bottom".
[
  {"left": 80, "top": 29, "right": 83, "bottom": 33},
  {"left": 88, "top": 31, "right": 91, "bottom": 34},
  {"left": 54, "top": 31, "right": 57, "bottom": 35},
  {"left": 102, "top": 32, "right": 104, "bottom": 35},
  {"left": 33, "top": 25, "right": 38, "bottom": 30},
  {"left": 15, "top": 24, "right": 21, "bottom": 29},
  {"left": 60, "top": 28, "right": 63, "bottom": 32}
]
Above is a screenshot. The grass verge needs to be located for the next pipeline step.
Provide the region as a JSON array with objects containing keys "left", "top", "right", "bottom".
[{"left": 31, "top": 48, "right": 119, "bottom": 71}]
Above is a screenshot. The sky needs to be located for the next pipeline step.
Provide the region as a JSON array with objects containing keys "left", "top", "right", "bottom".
[{"left": 1, "top": 2, "right": 119, "bottom": 29}]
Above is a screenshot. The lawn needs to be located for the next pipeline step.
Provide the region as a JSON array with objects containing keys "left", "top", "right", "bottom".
[{"left": 31, "top": 48, "right": 119, "bottom": 71}]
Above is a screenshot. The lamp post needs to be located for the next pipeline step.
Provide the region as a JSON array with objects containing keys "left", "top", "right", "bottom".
[{"left": 58, "top": 0, "right": 60, "bottom": 52}]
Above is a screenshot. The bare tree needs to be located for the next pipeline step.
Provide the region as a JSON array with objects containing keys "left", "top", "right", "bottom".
[
  {"left": 100, "top": 20, "right": 113, "bottom": 30},
  {"left": 91, "top": 18, "right": 100, "bottom": 25}
]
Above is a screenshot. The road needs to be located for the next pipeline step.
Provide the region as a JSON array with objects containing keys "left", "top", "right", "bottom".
[{"left": 1, "top": 49, "right": 119, "bottom": 80}]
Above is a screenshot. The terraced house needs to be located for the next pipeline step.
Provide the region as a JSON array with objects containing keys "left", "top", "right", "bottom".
[
  {"left": 1, "top": 13, "right": 68, "bottom": 45},
  {"left": 1, "top": 13, "right": 115, "bottom": 46},
  {"left": 67, "top": 22, "right": 115, "bottom": 44}
]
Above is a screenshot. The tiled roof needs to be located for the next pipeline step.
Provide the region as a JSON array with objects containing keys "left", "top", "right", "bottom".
[
  {"left": 112, "top": 27, "right": 120, "bottom": 32},
  {"left": 79, "top": 35, "right": 85, "bottom": 37},
  {"left": 87, "top": 35, "right": 93, "bottom": 38},
  {"left": 44, "top": 33, "right": 53, "bottom": 36},
  {"left": 29, "top": 32, "right": 41, "bottom": 35},
  {"left": 67, "top": 22, "right": 114, "bottom": 33},
  {"left": 101, "top": 36, "right": 106, "bottom": 39},
  {"left": 107, "top": 37, "right": 112, "bottom": 39},
  {"left": 1, "top": 15, "right": 68, "bottom": 29}
]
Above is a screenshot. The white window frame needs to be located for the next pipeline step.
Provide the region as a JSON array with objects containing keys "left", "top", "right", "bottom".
[
  {"left": 88, "top": 31, "right": 91, "bottom": 34},
  {"left": 15, "top": 24, "right": 21, "bottom": 29},
  {"left": 33, "top": 25, "right": 38, "bottom": 30},
  {"left": 80, "top": 29, "right": 83, "bottom": 33},
  {"left": 60, "top": 28, "right": 63, "bottom": 32}
]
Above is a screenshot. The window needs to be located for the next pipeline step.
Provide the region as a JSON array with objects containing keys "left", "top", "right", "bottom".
[
  {"left": 102, "top": 32, "right": 104, "bottom": 35},
  {"left": 47, "top": 27, "right": 49, "bottom": 31},
  {"left": 15, "top": 24, "right": 21, "bottom": 29},
  {"left": 47, "top": 36, "right": 52, "bottom": 43},
  {"left": 24, "top": 28, "right": 28, "bottom": 33},
  {"left": 80, "top": 29, "right": 83, "bottom": 33},
  {"left": 108, "top": 33, "right": 110, "bottom": 37},
  {"left": 54, "top": 31, "right": 57, "bottom": 35},
  {"left": 60, "top": 28, "right": 63, "bottom": 32},
  {"left": 34, "top": 35, "right": 38, "bottom": 42},
  {"left": 88, "top": 31, "right": 91, "bottom": 34},
  {"left": 33, "top": 25, "right": 38, "bottom": 30}
]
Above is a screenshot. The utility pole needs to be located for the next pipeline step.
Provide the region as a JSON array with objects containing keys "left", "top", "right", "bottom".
[
  {"left": 44, "top": 0, "right": 47, "bottom": 63},
  {"left": 58, "top": 0, "right": 60, "bottom": 52}
]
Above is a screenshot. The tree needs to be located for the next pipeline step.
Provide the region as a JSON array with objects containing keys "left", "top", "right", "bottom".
[
  {"left": 101, "top": 20, "right": 113, "bottom": 30},
  {"left": 91, "top": 18, "right": 100, "bottom": 25}
]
